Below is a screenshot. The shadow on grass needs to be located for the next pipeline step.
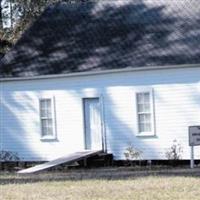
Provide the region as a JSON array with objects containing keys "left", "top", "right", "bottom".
[{"left": 1, "top": 167, "right": 200, "bottom": 185}]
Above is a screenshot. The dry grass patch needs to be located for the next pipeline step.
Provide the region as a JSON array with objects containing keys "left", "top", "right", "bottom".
[{"left": 1, "top": 168, "right": 200, "bottom": 200}]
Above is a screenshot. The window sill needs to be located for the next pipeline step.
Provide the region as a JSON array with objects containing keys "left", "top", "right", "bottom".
[
  {"left": 136, "top": 132, "right": 155, "bottom": 137},
  {"left": 40, "top": 136, "right": 57, "bottom": 141}
]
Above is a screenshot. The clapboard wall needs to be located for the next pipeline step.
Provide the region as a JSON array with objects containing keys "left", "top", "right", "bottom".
[{"left": 1, "top": 66, "right": 200, "bottom": 161}]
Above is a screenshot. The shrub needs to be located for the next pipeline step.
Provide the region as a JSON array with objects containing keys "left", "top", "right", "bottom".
[
  {"left": 0, "top": 150, "right": 20, "bottom": 162},
  {"left": 165, "top": 139, "right": 183, "bottom": 161},
  {"left": 124, "top": 144, "right": 142, "bottom": 166}
]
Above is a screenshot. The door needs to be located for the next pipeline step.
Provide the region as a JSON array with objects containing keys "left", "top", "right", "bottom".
[{"left": 83, "top": 98, "right": 103, "bottom": 150}]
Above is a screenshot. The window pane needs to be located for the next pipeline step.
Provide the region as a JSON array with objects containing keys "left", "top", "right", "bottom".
[
  {"left": 47, "top": 108, "right": 52, "bottom": 118},
  {"left": 40, "top": 99, "right": 52, "bottom": 118},
  {"left": 144, "top": 123, "right": 151, "bottom": 132},
  {"left": 139, "top": 123, "right": 151, "bottom": 132},
  {"left": 42, "top": 126, "right": 48, "bottom": 136},
  {"left": 47, "top": 126, "right": 53, "bottom": 136},
  {"left": 138, "top": 114, "right": 145, "bottom": 123},
  {"left": 40, "top": 109, "right": 45, "bottom": 118},
  {"left": 137, "top": 93, "right": 143, "bottom": 104},
  {"left": 138, "top": 114, "right": 151, "bottom": 123},
  {"left": 145, "top": 114, "right": 151, "bottom": 123},
  {"left": 138, "top": 103, "right": 150, "bottom": 112},
  {"left": 137, "top": 104, "right": 144, "bottom": 112},
  {"left": 139, "top": 123, "right": 145, "bottom": 132},
  {"left": 41, "top": 119, "right": 48, "bottom": 128},
  {"left": 41, "top": 119, "right": 53, "bottom": 136},
  {"left": 144, "top": 104, "right": 150, "bottom": 112},
  {"left": 40, "top": 100, "right": 46, "bottom": 109},
  {"left": 40, "top": 109, "right": 49, "bottom": 118},
  {"left": 46, "top": 99, "right": 51, "bottom": 109},
  {"left": 144, "top": 93, "right": 150, "bottom": 103},
  {"left": 46, "top": 99, "right": 52, "bottom": 117},
  {"left": 137, "top": 93, "right": 150, "bottom": 103},
  {"left": 47, "top": 119, "right": 53, "bottom": 129}
]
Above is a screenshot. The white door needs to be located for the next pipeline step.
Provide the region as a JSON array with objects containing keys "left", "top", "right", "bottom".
[{"left": 83, "top": 98, "right": 103, "bottom": 150}]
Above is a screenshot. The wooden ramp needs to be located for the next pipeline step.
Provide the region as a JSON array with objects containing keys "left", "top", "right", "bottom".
[{"left": 18, "top": 150, "right": 102, "bottom": 174}]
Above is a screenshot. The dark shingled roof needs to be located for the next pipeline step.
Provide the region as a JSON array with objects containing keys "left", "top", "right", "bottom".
[
  {"left": 1, "top": 0, "right": 200, "bottom": 78},
  {"left": 0, "top": 53, "right": 4, "bottom": 60}
]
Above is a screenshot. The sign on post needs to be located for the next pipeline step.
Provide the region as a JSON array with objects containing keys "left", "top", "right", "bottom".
[
  {"left": 189, "top": 126, "right": 200, "bottom": 146},
  {"left": 189, "top": 126, "right": 200, "bottom": 168}
]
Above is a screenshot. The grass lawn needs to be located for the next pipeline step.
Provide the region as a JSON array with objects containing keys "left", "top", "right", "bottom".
[{"left": 1, "top": 167, "right": 200, "bottom": 200}]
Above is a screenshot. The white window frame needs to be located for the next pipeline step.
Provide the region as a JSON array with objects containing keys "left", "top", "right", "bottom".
[
  {"left": 135, "top": 88, "right": 155, "bottom": 136},
  {"left": 39, "top": 96, "right": 57, "bottom": 140}
]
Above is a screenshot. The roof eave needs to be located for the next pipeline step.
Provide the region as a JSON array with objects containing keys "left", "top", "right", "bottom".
[{"left": 1, "top": 63, "right": 200, "bottom": 82}]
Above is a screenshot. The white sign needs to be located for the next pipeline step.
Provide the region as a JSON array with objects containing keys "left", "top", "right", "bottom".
[{"left": 189, "top": 126, "right": 200, "bottom": 146}]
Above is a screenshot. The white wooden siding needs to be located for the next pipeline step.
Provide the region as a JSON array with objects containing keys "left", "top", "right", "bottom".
[{"left": 1, "top": 66, "right": 200, "bottom": 161}]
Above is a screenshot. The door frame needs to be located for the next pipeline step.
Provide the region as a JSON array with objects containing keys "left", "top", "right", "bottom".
[{"left": 82, "top": 95, "right": 106, "bottom": 152}]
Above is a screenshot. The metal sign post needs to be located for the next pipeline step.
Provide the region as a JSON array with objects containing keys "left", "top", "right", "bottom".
[
  {"left": 189, "top": 126, "right": 200, "bottom": 169},
  {"left": 190, "top": 145, "right": 194, "bottom": 169}
]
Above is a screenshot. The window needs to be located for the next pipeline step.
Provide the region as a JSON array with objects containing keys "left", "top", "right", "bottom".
[
  {"left": 39, "top": 98, "right": 56, "bottom": 140},
  {"left": 136, "top": 90, "right": 155, "bottom": 136}
]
